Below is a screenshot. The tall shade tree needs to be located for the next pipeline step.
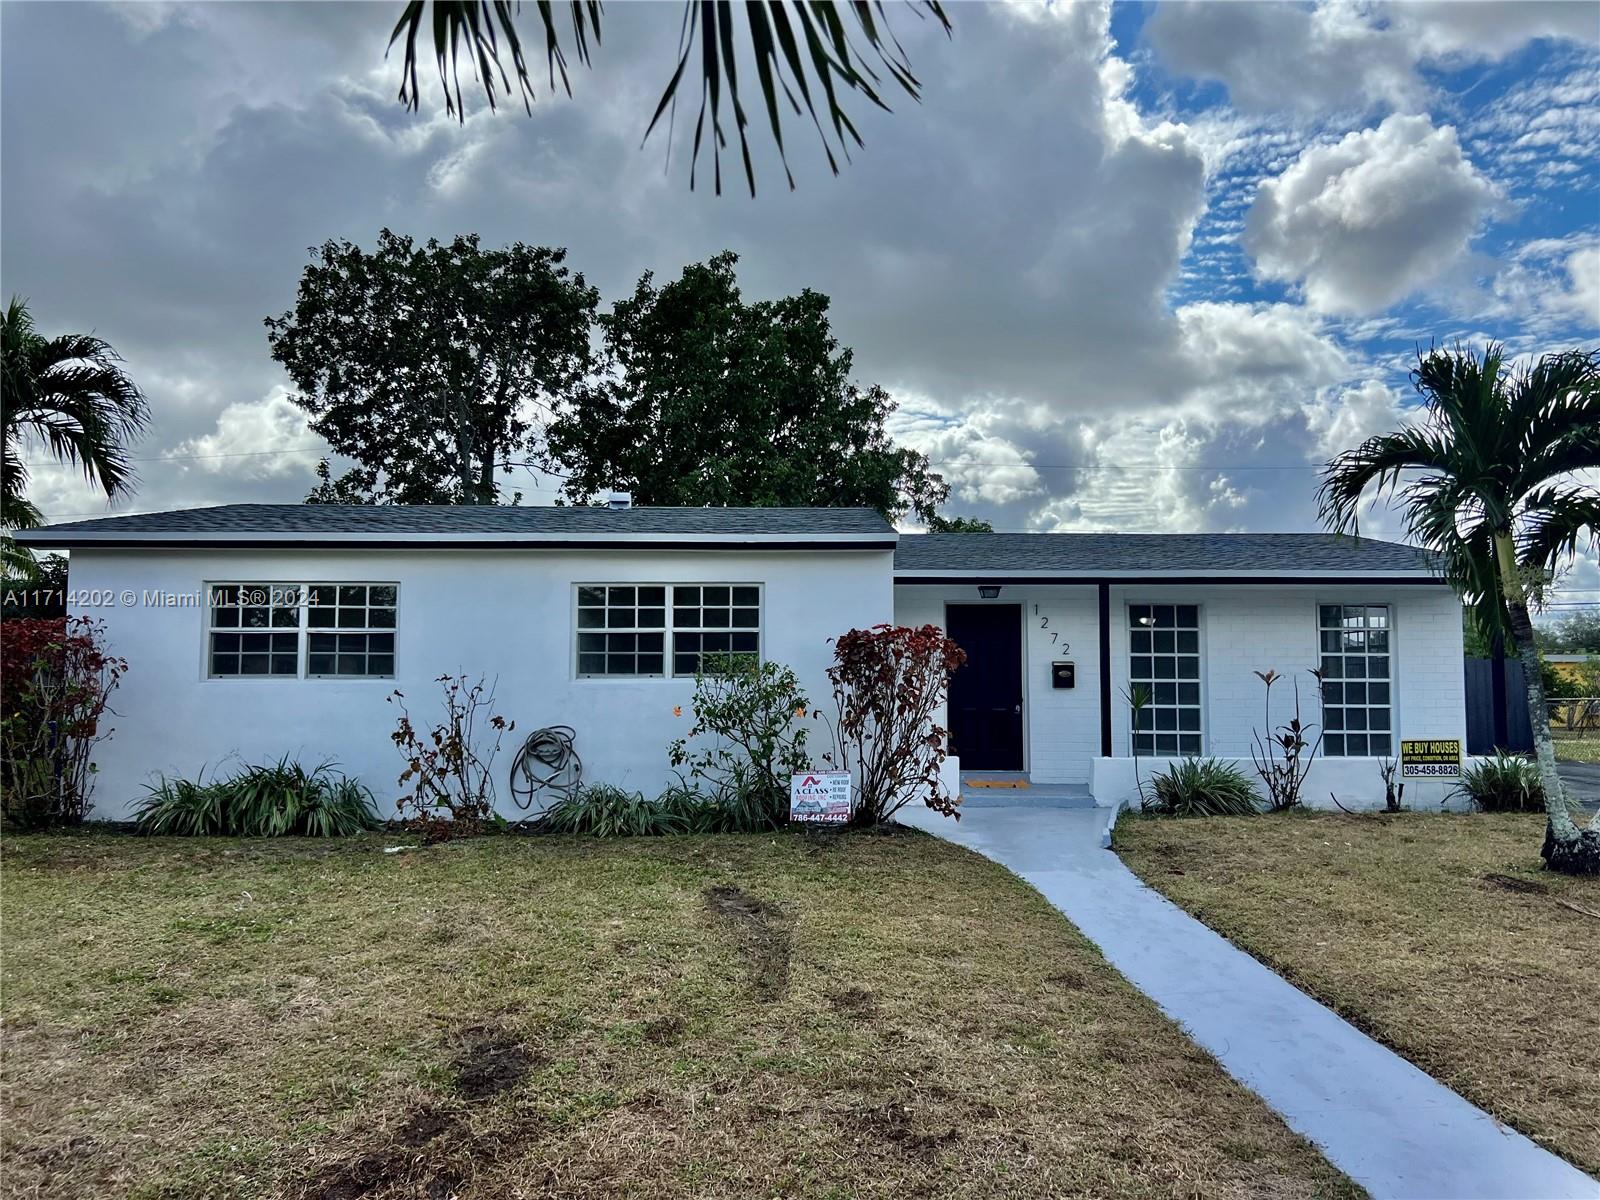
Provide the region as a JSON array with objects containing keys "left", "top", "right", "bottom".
[
  {"left": 544, "top": 251, "right": 948, "bottom": 523},
  {"left": 387, "top": 1, "right": 951, "bottom": 194},
  {"left": 267, "top": 232, "right": 599, "bottom": 505},
  {"left": 1, "top": 296, "right": 149, "bottom": 537},
  {"left": 1319, "top": 344, "right": 1600, "bottom": 875}
]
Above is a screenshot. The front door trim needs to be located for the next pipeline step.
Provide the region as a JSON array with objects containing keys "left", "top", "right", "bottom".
[{"left": 944, "top": 601, "right": 1026, "bottom": 773}]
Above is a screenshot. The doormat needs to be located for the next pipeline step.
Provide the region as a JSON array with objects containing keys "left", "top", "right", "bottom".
[{"left": 965, "top": 779, "right": 1030, "bottom": 789}]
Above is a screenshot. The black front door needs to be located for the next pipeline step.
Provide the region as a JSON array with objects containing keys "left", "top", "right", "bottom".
[{"left": 945, "top": 604, "right": 1023, "bottom": 771}]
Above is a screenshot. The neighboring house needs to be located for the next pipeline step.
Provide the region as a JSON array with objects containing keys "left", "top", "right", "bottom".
[{"left": 16, "top": 504, "right": 1468, "bottom": 819}]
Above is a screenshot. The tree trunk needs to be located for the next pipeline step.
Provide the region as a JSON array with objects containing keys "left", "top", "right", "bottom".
[
  {"left": 477, "top": 432, "right": 496, "bottom": 505},
  {"left": 1495, "top": 533, "right": 1600, "bottom": 874},
  {"left": 451, "top": 392, "right": 476, "bottom": 503}
]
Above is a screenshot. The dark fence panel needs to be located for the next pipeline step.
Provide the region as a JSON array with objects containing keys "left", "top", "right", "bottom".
[{"left": 1464, "top": 656, "right": 1533, "bottom": 754}]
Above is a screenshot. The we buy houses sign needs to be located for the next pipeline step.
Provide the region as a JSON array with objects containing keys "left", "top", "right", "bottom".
[{"left": 789, "top": 771, "right": 852, "bottom": 824}]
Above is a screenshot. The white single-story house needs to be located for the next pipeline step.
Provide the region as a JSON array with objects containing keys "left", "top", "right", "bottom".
[{"left": 16, "top": 502, "right": 1469, "bottom": 819}]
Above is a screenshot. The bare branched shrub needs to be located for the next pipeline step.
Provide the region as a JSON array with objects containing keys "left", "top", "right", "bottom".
[{"left": 389, "top": 674, "right": 514, "bottom": 839}]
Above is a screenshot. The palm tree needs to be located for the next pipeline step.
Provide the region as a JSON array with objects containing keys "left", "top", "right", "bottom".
[
  {"left": 387, "top": 1, "right": 951, "bottom": 195},
  {"left": 2, "top": 296, "right": 150, "bottom": 533},
  {"left": 1319, "top": 344, "right": 1599, "bottom": 874}
]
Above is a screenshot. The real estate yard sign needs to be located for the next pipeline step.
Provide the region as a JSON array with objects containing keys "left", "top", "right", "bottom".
[
  {"left": 1400, "top": 738, "right": 1463, "bottom": 779},
  {"left": 790, "top": 771, "right": 852, "bottom": 823}
]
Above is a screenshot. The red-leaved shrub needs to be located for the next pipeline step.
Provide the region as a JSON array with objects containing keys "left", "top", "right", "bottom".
[
  {"left": 0, "top": 616, "right": 127, "bottom": 828},
  {"left": 823, "top": 624, "right": 965, "bottom": 825}
]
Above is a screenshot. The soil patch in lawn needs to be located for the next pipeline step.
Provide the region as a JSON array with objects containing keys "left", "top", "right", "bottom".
[
  {"left": 1117, "top": 810, "right": 1600, "bottom": 1175},
  {"left": 703, "top": 883, "right": 793, "bottom": 1000},
  {"left": 829, "top": 984, "right": 878, "bottom": 1019},
  {"left": 449, "top": 1025, "right": 537, "bottom": 1101}
]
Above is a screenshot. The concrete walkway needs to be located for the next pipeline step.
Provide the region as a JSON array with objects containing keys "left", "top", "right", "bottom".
[
  {"left": 898, "top": 803, "right": 1599, "bottom": 1200},
  {"left": 1559, "top": 759, "right": 1600, "bottom": 805}
]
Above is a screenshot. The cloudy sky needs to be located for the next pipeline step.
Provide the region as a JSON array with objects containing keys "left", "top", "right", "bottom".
[{"left": 3, "top": 1, "right": 1597, "bottom": 599}]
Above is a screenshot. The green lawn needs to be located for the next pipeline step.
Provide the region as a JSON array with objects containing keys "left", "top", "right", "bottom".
[
  {"left": 1553, "top": 728, "right": 1600, "bottom": 763},
  {"left": 1117, "top": 812, "right": 1600, "bottom": 1176},
  {"left": 1, "top": 830, "right": 1359, "bottom": 1199}
]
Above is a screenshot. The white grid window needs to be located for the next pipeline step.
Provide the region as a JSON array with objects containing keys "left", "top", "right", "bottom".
[
  {"left": 1319, "top": 605, "right": 1392, "bottom": 757},
  {"left": 576, "top": 586, "right": 667, "bottom": 677},
  {"left": 208, "top": 584, "right": 301, "bottom": 677},
  {"left": 671, "top": 585, "right": 760, "bottom": 676},
  {"left": 306, "top": 584, "right": 397, "bottom": 678},
  {"left": 575, "top": 584, "right": 761, "bottom": 678},
  {"left": 1128, "top": 603, "right": 1203, "bottom": 756},
  {"left": 207, "top": 582, "right": 397, "bottom": 679}
]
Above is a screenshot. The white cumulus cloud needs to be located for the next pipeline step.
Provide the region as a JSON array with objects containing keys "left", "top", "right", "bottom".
[{"left": 1244, "top": 114, "right": 1498, "bottom": 316}]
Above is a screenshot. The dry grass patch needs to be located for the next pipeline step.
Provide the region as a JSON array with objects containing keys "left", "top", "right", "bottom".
[
  {"left": 1117, "top": 811, "right": 1600, "bottom": 1175},
  {"left": 2, "top": 829, "right": 1358, "bottom": 1199}
]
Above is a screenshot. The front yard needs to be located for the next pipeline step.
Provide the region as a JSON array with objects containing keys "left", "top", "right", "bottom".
[
  {"left": 1116, "top": 812, "right": 1600, "bottom": 1176},
  {"left": 1, "top": 829, "right": 1358, "bottom": 1199}
]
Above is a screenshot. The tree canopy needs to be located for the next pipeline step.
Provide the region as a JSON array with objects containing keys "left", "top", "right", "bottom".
[
  {"left": 266, "top": 231, "right": 598, "bottom": 505},
  {"left": 1541, "top": 609, "right": 1600, "bottom": 654},
  {"left": 543, "top": 252, "right": 948, "bottom": 523}
]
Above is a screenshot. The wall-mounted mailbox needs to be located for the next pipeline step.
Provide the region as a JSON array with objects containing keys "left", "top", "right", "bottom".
[{"left": 1051, "top": 661, "right": 1076, "bottom": 689}]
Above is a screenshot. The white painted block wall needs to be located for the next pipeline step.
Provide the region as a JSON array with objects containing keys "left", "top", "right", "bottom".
[
  {"left": 68, "top": 548, "right": 894, "bottom": 820},
  {"left": 894, "top": 584, "right": 1101, "bottom": 784},
  {"left": 897, "top": 581, "right": 1467, "bottom": 807}
]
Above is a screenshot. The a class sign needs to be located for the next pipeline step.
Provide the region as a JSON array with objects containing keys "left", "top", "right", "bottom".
[
  {"left": 1399, "top": 738, "right": 1463, "bottom": 779},
  {"left": 790, "top": 771, "right": 852, "bottom": 824}
]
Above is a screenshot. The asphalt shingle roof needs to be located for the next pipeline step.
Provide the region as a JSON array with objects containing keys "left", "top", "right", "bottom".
[
  {"left": 15, "top": 504, "right": 896, "bottom": 544},
  {"left": 894, "top": 532, "right": 1436, "bottom": 576}
]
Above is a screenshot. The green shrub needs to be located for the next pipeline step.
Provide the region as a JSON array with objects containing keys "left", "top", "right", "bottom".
[
  {"left": 136, "top": 758, "right": 380, "bottom": 837},
  {"left": 537, "top": 784, "right": 692, "bottom": 837},
  {"left": 1145, "top": 757, "right": 1261, "bottom": 817},
  {"left": 1455, "top": 752, "right": 1544, "bottom": 813},
  {"left": 135, "top": 774, "right": 230, "bottom": 836},
  {"left": 668, "top": 653, "right": 810, "bottom": 830}
]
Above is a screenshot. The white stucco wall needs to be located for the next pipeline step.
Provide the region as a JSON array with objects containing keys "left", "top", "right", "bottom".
[
  {"left": 896, "top": 581, "right": 1467, "bottom": 808},
  {"left": 67, "top": 548, "right": 893, "bottom": 820},
  {"left": 894, "top": 584, "right": 1101, "bottom": 783}
]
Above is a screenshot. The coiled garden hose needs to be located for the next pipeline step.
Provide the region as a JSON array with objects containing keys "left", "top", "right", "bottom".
[{"left": 508, "top": 725, "right": 582, "bottom": 816}]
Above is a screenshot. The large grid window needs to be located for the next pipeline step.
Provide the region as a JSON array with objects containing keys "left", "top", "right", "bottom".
[
  {"left": 1319, "top": 605, "right": 1392, "bottom": 757},
  {"left": 672, "top": 585, "right": 761, "bottom": 676},
  {"left": 1128, "top": 603, "right": 1203, "bottom": 756},
  {"left": 576, "top": 584, "right": 761, "bottom": 678},
  {"left": 306, "top": 584, "right": 397, "bottom": 678},
  {"left": 208, "top": 584, "right": 301, "bottom": 677},
  {"left": 576, "top": 586, "right": 667, "bottom": 677},
  {"left": 207, "top": 582, "right": 397, "bottom": 679}
]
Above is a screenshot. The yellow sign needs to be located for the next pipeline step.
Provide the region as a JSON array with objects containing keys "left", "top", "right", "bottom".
[{"left": 1399, "top": 739, "right": 1462, "bottom": 779}]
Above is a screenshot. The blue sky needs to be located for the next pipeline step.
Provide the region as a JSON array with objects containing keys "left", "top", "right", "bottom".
[{"left": 3, "top": 1, "right": 1597, "bottom": 602}]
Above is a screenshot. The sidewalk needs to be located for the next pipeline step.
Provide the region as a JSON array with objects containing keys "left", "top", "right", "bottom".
[{"left": 898, "top": 803, "right": 1599, "bottom": 1200}]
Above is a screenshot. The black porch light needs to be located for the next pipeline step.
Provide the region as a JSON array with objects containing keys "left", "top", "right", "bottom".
[{"left": 978, "top": 585, "right": 1002, "bottom": 599}]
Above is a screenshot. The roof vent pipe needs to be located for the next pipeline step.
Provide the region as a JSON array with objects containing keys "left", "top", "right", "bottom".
[{"left": 606, "top": 491, "right": 633, "bottom": 510}]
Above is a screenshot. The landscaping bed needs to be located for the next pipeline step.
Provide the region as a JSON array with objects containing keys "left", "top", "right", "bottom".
[
  {"left": 1116, "top": 811, "right": 1600, "bottom": 1175},
  {"left": 0, "top": 829, "right": 1358, "bottom": 1199}
]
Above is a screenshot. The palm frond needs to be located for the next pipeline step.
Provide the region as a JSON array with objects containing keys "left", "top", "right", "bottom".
[
  {"left": 1316, "top": 424, "right": 1459, "bottom": 535},
  {"left": 2, "top": 298, "right": 149, "bottom": 516},
  {"left": 393, "top": 0, "right": 949, "bottom": 194},
  {"left": 389, "top": 1, "right": 601, "bottom": 118},
  {"left": 1518, "top": 483, "right": 1600, "bottom": 574}
]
